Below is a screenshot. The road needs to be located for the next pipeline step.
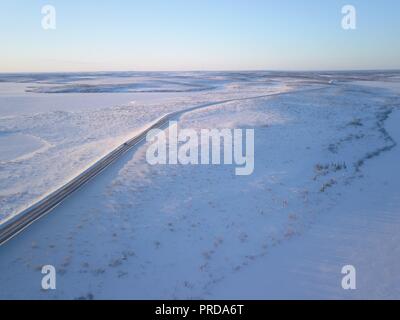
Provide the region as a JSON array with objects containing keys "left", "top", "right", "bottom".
[
  {"left": 0, "top": 114, "right": 172, "bottom": 245},
  {"left": 0, "top": 87, "right": 324, "bottom": 246}
]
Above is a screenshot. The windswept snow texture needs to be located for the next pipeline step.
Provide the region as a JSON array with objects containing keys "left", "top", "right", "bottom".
[
  {"left": 0, "top": 71, "right": 400, "bottom": 299},
  {"left": 0, "top": 72, "right": 294, "bottom": 223}
]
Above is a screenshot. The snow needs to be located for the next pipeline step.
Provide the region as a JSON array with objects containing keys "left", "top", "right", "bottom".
[
  {"left": 0, "top": 133, "right": 51, "bottom": 163},
  {"left": 0, "top": 71, "right": 399, "bottom": 299},
  {"left": 0, "top": 73, "right": 292, "bottom": 223},
  {"left": 210, "top": 107, "right": 400, "bottom": 299}
]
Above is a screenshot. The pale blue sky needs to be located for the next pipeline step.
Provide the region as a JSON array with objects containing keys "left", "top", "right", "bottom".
[{"left": 1, "top": 0, "right": 399, "bottom": 72}]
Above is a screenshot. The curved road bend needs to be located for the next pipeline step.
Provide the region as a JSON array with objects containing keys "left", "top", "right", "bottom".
[{"left": 0, "top": 85, "right": 328, "bottom": 245}]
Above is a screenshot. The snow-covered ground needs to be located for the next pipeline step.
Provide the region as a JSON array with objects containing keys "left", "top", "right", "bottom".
[
  {"left": 0, "top": 72, "right": 294, "bottom": 223},
  {"left": 0, "top": 71, "right": 399, "bottom": 299}
]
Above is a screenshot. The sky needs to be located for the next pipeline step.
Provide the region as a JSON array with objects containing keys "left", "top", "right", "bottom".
[{"left": 0, "top": 0, "right": 399, "bottom": 72}]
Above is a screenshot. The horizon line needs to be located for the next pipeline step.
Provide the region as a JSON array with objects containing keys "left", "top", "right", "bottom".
[{"left": 1, "top": 68, "right": 400, "bottom": 75}]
